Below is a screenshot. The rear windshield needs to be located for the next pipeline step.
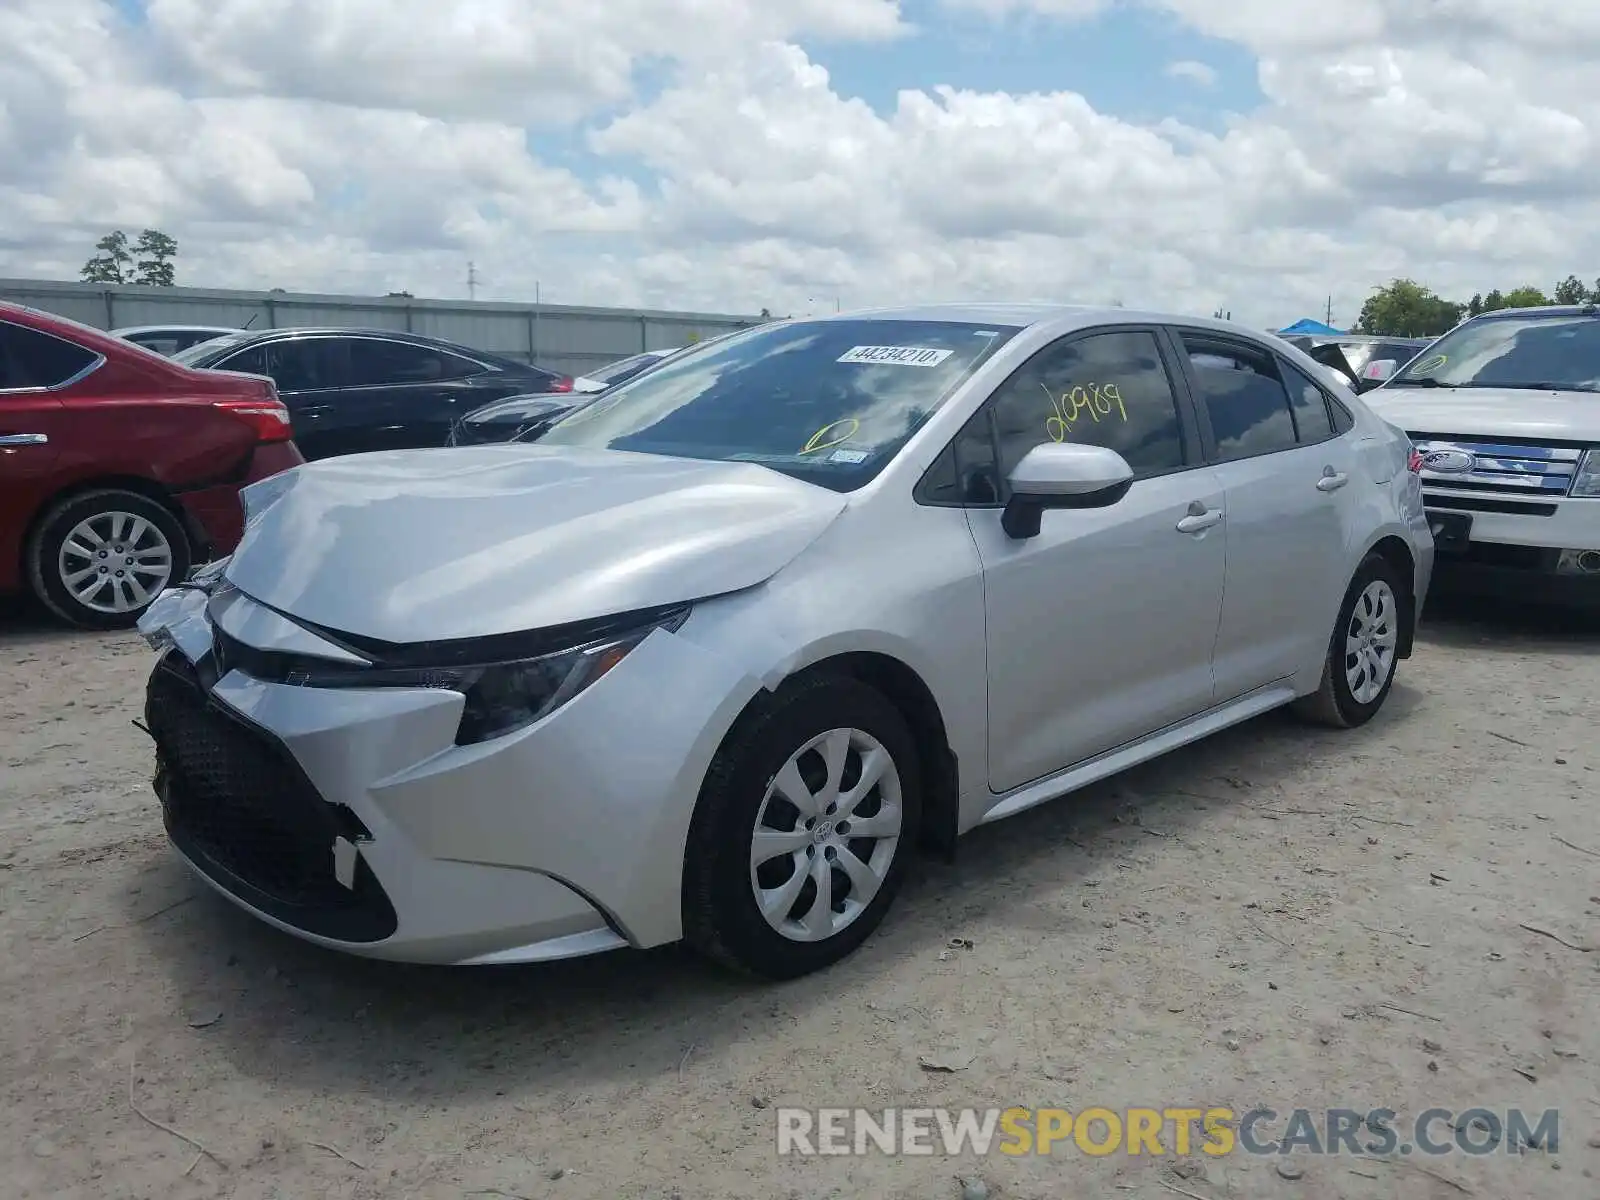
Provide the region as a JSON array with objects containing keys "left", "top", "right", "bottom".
[
  {"left": 172, "top": 331, "right": 254, "bottom": 365},
  {"left": 537, "top": 319, "right": 1020, "bottom": 491},
  {"left": 1388, "top": 313, "right": 1600, "bottom": 392}
]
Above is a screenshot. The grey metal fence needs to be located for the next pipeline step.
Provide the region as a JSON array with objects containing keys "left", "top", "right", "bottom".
[{"left": 0, "top": 278, "right": 766, "bottom": 377}]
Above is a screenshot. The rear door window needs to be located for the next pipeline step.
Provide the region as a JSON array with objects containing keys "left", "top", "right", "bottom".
[
  {"left": 0, "top": 321, "right": 99, "bottom": 390},
  {"left": 1180, "top": 335, "right": 1298, "bottom": 461}
]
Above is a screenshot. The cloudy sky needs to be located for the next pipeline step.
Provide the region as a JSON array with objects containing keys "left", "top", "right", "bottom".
[{"left": 1, "top": 0, "right": 1596, "bottom": 325}]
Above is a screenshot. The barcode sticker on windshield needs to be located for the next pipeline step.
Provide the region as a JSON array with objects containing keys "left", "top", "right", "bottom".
[{"left": 837, "top": 345, "right": 953, "bottom": 367}]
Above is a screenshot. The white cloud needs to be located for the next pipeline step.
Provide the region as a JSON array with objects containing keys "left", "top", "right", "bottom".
[
  {"left": 1165, "top": 60, "right": 1217, "bottom": 86},
  {"left": 1, "top": 0, "right": 1597, "bottom": 328}
]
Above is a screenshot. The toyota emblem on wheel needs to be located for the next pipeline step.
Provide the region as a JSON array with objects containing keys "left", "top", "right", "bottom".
[{"left": 1421, "top": 448, "right": 1475, "bottom": 473}]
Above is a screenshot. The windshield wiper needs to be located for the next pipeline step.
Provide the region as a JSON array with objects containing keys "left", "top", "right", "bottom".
[
  {"left": 1470, "top": 381, "right": 1600, "bottom": 393},
  {"left": 1386, "top": 377, "right": 1448, "bottom": 387}
]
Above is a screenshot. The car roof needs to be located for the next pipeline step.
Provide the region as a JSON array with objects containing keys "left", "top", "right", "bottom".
[
  {"left": 110, "top": 324, "right": 242, "bottom": 335},
  {"left": 1467, "top": 304, "right": 1599, "bottom": 320},
  {"left": 195, "top": 326, "right": 528, "bottom": 363},
  {"left": 806, "top": 302, "right": 1294, "bottom": 342}
]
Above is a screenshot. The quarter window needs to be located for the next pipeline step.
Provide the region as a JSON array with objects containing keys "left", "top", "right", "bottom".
[
  {"left": 0, "top": 321, "right": 98, "bottom": 390},
  {"left": 1280, "top": 361, "right": 1335, "bottom": 443},
  {"left": 987, "top": 330, "right": 1188, "bottom": 479},
  {"left": 1181, "top": 336, "right": 1298, "bottom": 460}
]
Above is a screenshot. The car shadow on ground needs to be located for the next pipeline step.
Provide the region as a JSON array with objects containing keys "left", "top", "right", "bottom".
[{"left": 1418, "top": 593, "right": 1600, "bottom": 654}]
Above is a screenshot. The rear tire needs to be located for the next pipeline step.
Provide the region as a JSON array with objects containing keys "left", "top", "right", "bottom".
[
  {"left": 682, "top": 674, "right": 922, "bottom": 980},
  {"left": 26, "top": 489, "right": 191, "bottom": 631},
  {"left": 1292, "top": 552, "right": 1405, "bottom": 729}
]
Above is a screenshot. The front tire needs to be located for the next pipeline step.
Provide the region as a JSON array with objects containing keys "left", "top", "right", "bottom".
[
  {"left": 682, "top": 674, "right": 923, "bottom": 980},
  {"left": 1293, "top": 551, "right": 1405, "bottom": 728},
  {"left": 26, "top": 489, "right": 191, "bottom": 631}
]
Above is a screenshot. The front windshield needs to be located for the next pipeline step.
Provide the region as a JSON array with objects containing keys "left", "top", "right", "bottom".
[
  {"left": 1387, "top": 312, "right": 1600, "bottom": 392},
  {"left": 171, "top": 331, "right": 253, "bottom": 366},
  {"left": 537, "top": 318, "right": 1020, "bottom": 490}
]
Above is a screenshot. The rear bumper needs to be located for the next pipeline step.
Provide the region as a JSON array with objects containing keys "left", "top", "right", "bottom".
[{"left": 175, "top": 441, "right": 304, "bottom": 557}]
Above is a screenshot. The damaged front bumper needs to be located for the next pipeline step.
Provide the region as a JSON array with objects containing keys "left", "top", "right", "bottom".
[{"left": 134, "top": 585, "right": 752, "bottom": 965}]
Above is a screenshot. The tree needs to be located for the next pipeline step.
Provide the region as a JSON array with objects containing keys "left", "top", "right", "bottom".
[
  {"left": 80, "top": 230, "right": 133, "bottom": 284},
  {"left": 1553, "top": 275, "right": 1588, "bottom": 305},
  {"left": 1500, "top": 285, "right": 1550, "bottom": 309},
  {"left": 1480, "top": 288, "right": 1505, "bottom": 313},
  {"left": 132, "top": 229, "right": 178, "bottom": 286},
  {"left": 1356, "top": 279, "right": 1464, "bottom": 338},
  {"left": 1466, "top": 293, "right": 1484, "bottom": 317}
]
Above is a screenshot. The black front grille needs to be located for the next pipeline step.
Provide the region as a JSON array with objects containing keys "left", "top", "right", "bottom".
[{"left": 144, "top": 652, "right": 397, "bottom": 942}]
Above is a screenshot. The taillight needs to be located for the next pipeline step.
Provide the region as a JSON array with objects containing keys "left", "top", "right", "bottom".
[
  {"left": 1407, "top": 446, "right": 1423, "bottom": 473},
  {"left": 215, "top": 398, "right": 293, "bottom": 443},
  {"left": 547, "top": 376, "right": 574, "bottom": 393}
]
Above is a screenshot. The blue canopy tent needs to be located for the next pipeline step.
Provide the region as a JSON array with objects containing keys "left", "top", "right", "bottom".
[{"left": 1277, "top": 318, "right": 1345, "bottom": 336}]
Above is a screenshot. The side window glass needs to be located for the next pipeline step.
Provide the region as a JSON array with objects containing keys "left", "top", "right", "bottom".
[
  {"left": 1181, "top": 337, "right": 1297, "bottom": 461},
  {"left": 265, "top": 341, "right": 335, "bottom": 392},
  {"left": 218, "top": 345, "right": 269, "bottom": 376},
  {"left": 0, "top": 321, "right": 97, "bottom": 389},
  {"left": 952, "top": 408, "right": 999, "bottom": 504},
  {"left": 437, "top": 351, "right": 482, "bottom": 381},
  {"left": 1329, "top": 396, "right": 1355, "bottom": 434},
  {"left": 989, "top": 330, "right": 1187, "bottom": 479},
  {"left": 346, "top": 339, "right": 452, "bottom": 386},
  {"left": 1281, "top": 361, "right": 1334, "bottom": 443},
  {"left": 915, "top": 443, "right": 961, "bottom": 504}
]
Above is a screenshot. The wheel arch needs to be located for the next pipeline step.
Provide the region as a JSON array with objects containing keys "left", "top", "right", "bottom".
[
  {"left": 748, "top": 649, "right": 961, "bottom": 860},
  {"left": 20, "top": 476, "right": 203, "bottom": 613},
  {"left": 21, "top": 475, "right": 202, "bottom": 578}
]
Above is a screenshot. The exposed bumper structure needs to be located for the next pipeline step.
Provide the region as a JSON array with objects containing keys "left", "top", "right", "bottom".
[{"left": 137, "top": 586, "right": 755, "bottom": 965}]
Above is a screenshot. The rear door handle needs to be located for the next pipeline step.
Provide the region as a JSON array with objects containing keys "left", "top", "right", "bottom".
[
  {"left": 1176, "top": 504, "right": 1223, "bottom": 533},
  {"left": 1317, "top": 469, "right": 1349, "bottom": 492},
  {"left": 0, "top": 433, "right": 49, "bottom": 446}
]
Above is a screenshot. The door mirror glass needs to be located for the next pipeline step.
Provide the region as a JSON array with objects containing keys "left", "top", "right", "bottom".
[{"left": 1001, "top": 443, "right": 1134, "bottom": 538}]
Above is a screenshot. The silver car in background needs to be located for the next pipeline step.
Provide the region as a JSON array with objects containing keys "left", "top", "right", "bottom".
[{"left": 136, "top": 304, "right": 1433, "bottom": 979}]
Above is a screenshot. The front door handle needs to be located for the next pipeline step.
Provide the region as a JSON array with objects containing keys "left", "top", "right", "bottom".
[
  {"left": 0, "top": 433, "right": 49, "bottom": 446},
  {"left": 1317, "top": 468, "right": 1349, "bottom": 492},
  {"left": 1176, "top": 502, "right": 1223, "bottom": 533}
]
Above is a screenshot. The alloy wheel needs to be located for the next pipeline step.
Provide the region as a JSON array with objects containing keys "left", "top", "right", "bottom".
[
  {"left": 1344, "top": 579, "right": 1397, "bottom": 704},
  {"left": 749, "top": 727, "right": 904, "bottom": 943},
  {"left": 57, "top": 510, "right": 175, "bottom": 615}
]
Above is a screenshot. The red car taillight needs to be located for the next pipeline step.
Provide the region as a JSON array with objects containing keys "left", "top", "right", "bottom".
[
  {"left": 215, "top": 397, "right": 293, "bottom": 443},
  {"left": 546, "top": 376, "right": 574, "bottom": 393},
  {"left": 1407, "top": 447, "right": 1424, "bottom": 473}
]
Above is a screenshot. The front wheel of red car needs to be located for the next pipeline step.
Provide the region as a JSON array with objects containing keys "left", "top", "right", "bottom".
[{"left": 27, "top": 489, "right": 193, "bottom": 631}]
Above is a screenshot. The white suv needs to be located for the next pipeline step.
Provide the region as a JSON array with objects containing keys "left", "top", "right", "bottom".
[{"left": 1363, "top": 304, "right": 1600, "bottom": 607}]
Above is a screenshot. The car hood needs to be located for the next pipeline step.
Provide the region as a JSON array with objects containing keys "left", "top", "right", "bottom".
[
  {"left": 224, "top": 446, "right": 849, "bottom": 644},
  {"left": 1364, "top": 387, "right": 1600, "bottom": 442},
  {"left": 461, "top": 392, "right": 582, "bottom": 424}
]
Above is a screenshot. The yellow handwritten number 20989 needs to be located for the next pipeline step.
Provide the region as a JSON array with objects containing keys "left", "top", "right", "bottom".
[{"left": 1044, "top": 382, "right": 1127, "bottom": 442}]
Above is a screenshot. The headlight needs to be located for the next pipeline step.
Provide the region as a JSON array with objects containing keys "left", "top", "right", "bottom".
[
  {"left": 266, "top": 606, "right": 690, "bottom": 745},
  {"left": 1571, "top": 449, "right": 1600, "bottom": 497}
]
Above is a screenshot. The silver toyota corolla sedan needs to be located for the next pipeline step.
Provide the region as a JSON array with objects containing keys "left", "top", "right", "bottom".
[{"left": 136, "top": 304, "right": 1434, "bottom": 979}]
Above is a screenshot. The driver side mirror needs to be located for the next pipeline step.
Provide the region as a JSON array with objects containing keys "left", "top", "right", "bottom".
[{"left": 1001, "top": 443, "right": 1135, "bottom": 539}]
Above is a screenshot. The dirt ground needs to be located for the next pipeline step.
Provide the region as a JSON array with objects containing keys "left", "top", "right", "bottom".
[{"left": 1, "top": 596, "right": 1597, "bottom": 1200}]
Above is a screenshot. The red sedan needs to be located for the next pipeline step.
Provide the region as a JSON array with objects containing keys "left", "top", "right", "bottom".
[{"left": 0, "top": 301, "right": 305, "bottom": 629}]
